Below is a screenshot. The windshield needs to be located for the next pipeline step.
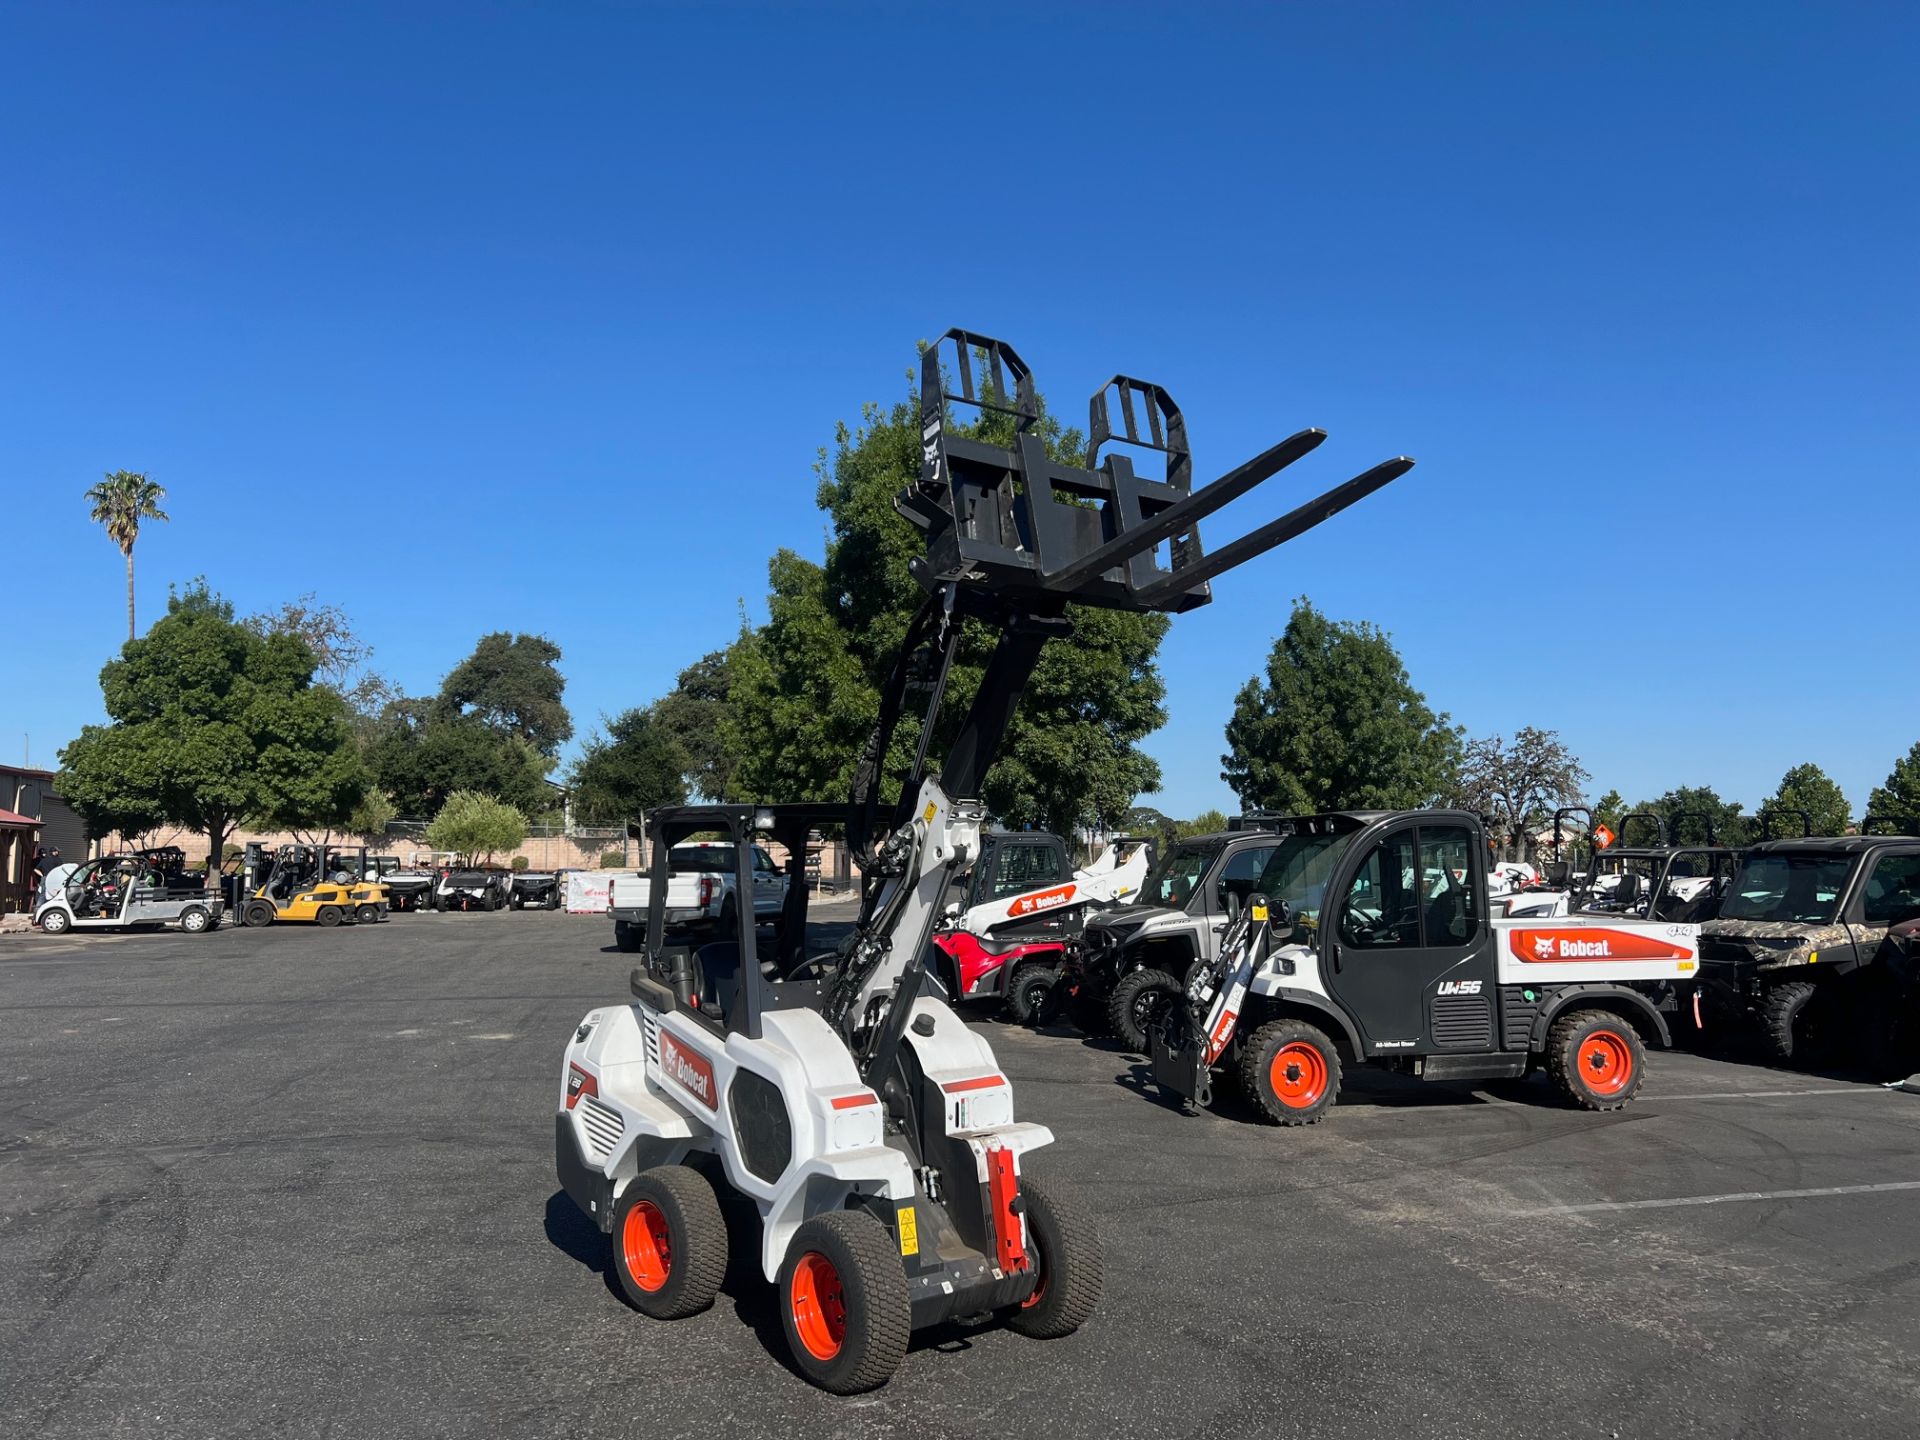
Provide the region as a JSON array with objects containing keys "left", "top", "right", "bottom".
[
  {"left": 668, "top": 844, "right": 778, "bottom": 875},
  {"left": 670, "top": 845, "right": 736, "bottom": 874},
  {"left": 1141, "top": 842, "right": 1218, "bottom": 908},
  {"left": 1254, "top": 830, "right": 1360, "bottom": 922},
  {"left": 1720, "top": 853, "right": 1854, "bottom": 925}
]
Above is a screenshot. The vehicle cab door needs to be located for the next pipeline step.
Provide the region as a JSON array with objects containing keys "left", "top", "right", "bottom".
[
  {"left": 1322, "top": 820, "right": 1497, "bottom": 1054},
  {"left": 1851, "top": 846, "right": 1920, "bottom": 968},
  {"left": 750, "top": 845, "right": 785, "bottom": 913}
]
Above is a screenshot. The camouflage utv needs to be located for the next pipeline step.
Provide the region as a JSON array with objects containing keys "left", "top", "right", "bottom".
[{"left": 1696, "top": 827, "right": 1920, "bottom": 1071}]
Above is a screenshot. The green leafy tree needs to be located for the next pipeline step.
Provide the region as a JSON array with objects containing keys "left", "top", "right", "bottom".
[
  {"left": 58, "top": 583, "right": 364, "bottom": 866},
  {"left": 1175, "top": 808, "right": 1231, "bottom": 838},
  {"left": 569, "top": 707, "right": 690, "bottom": 825},
  {"left": 1121, "top": 805, "right": 1176, "bottom": 846},
  {"left": 1626, "top": 785, "right": 1749, "bottom": 847},
  {"left": 55, "top": 723, "right": 167, "bottom": 842},
  {"left": 1222, "top": 598, "right": 1462, "bottom": 814},
  {"left": 1867, "top": 742, "right": 1920, "bottom": 825},
  {"left": 343, "top": 789, "right": 397, "bottom": 846},
  {"left": 438, "top": 633, "right": 572, "bottom": 758},
  {"left": 84, "top": 469, "right": 169, "bottom": 640},
  {"left": 1758, "top": 762, "right": 1851, "bottom": 839},
  {"left": 423, "top": 790, "right": 528, "bottom": 864},
  {"left": 1592, "top": 789, "right": 1625, "bottom": 838},
  {"left": 652, "top": 651, "right": 738, "bottom": 801},
  {"left": 365, "top": 701, "right": 552, "bottom": 818},
  {"left": 725, "top": 379, "right": 1168, "bottom": 835}
]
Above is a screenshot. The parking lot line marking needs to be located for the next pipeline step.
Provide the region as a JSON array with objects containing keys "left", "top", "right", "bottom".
[
  {"left": 1516, "top": 1180, "right": 1920, "bottom": 1216},
  {"left": 1653, "top": 1086, "right": 1884, "bottom": 1101}
]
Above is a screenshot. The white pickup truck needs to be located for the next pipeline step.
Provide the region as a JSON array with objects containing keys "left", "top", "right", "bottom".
[{"left": 610, "top": 840, "right": 790, "bottom": 953}]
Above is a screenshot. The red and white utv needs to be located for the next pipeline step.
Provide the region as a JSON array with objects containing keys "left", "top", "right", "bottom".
[{"left": 932, "top": 831, "right": 1154, "bottom": 1023}]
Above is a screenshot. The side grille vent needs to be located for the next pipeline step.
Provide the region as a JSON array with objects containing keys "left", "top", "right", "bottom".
[
  {"left": 1432, "top": 995, "right": 1493, "bottom": 1048},
  {"left": 578, "top": 1097, "right": 624, "bottom": 1158}
]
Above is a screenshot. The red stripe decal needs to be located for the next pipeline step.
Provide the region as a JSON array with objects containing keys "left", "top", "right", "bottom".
[
  {"left": 941, "top": 1074, "right": 1006, "bottom": 1093},
  {"left": 829, "top": 1092, "right": 877, "bottom": 1110}
]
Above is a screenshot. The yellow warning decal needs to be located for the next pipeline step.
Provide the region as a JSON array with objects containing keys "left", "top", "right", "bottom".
[
  {"left": 1677, "top": 960, "right": 1696, "bottom": 972},
  {"left": 897, "top": 1205, "right": 919, "bottom": 1255},
  {"left": 922, "top": 801, "right": 938, "bottom": 824},
  {"left": 1252, "top": 904, "right": 1268, "bottom": 922}
]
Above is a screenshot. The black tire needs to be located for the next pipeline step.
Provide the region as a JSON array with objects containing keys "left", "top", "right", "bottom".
[
  {"left": 1546, "top": 1008, "right": 1647, "bottom": 1111},
  {"left": 315, "top": 905, "right": 342, "bottom": 928},
  {"left": 1238, "top": 1017, "right": 1342, "bottom": 1125},
  {"left": 610, "top": 1166, "right": 727, "bottom": 1320},
  {"left": 1758, "top": 979, "right": 1827, "bottom": 1065},
  {"left": 1107, "top": 967, "right": 1180, "bottom": 1052},
  {"left": 178, "top": 905, "right": 211, "bottom": 934},
  {"left": 546, "top": 891, "right": 561, "bottom": 911},
  {"left": 1004, "top": 1175, "right": 1101, "bottom": 1339},
  {"left": 718, "top": 897, "right": 738, "bottom": 935},
  {"left": 778, "top": 1209, "right": 909, "bottom": 1394},
  {"left": 355, "top": 904, "right": 380, "bottom": 926},
  {"left": 40, "top": 908, "right": 71, "bottom": 935},
  {"left": 244, "top": 899, "right": 276, "bottom": 928},
  {"left": 615, "top": 920, "right": 643, "bottom": 953},
  {"left": 1006, "top": 961, "right": 1062, "bottom": 1026}
]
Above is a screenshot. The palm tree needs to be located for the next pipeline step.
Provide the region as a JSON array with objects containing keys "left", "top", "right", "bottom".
[{"left": 84, "top": 470, "right": 170, "bottom": 641}]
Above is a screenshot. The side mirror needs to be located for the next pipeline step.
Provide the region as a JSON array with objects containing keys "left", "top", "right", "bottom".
[{"left": 1224, "top": 890, "right": 1243, "bottom": 921}]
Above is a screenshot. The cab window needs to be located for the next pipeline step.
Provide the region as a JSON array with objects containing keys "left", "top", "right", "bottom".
[
  {"left": 1340, "top": 832, "right": 1420, "bottom": 948},
  {"left": 1214, "top": 844, "right": 1278, "bottom": 911},
  {"left": 1862, "top": 853, "right": 1920, "bottom": 926},
  {"left": 1418, "top": 824, "right": 1478, "bottom": 947},
  {"left": 988, "top": 841, "right": 1065, "bottom": 900},
  {"left": 752, "top": 846, "right": 778, "bottom": 875}
]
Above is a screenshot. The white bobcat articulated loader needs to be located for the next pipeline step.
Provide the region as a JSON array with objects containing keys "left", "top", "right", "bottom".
[{"left": 554, "top": 329, "right": 1414, "bottom": 1390}]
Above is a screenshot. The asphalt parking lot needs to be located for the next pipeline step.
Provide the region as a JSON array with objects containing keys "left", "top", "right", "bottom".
[{"left": 3, "top": 909, "right": 1918, "bottom": 1440}]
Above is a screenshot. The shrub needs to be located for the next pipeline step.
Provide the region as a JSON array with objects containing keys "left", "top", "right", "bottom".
[
  {"left": 510, "top": 855, "right": 530, "bottom": 872},
  {"left": 423, "top": 791, "right": 529, "bottom": 865},
  {"left": 599, "top": 851, "right": 625, "bottom": 869}
]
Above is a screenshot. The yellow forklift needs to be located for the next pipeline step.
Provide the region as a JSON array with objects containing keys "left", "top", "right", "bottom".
[
  {"left": 322, "top": 845, "right": 392, "bottom": 924},
  {"left": 232, "top": 844, "right": 363, "bottom": 928}
]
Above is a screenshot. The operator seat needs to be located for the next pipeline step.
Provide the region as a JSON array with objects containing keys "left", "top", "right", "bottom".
[
  {"left": 1613, "top": 872, "right": 1643, "bottom": 910},
  {"left": 689, "top": 941, "right": 747, "bottom": 1030},
  {"left": 1423, "top": 884, "right": 1468, "bottom": 944}
]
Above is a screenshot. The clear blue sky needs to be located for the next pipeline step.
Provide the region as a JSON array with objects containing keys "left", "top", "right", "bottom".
[{"left": 5, "top": 2, "right": 1916, "bottom": 818}]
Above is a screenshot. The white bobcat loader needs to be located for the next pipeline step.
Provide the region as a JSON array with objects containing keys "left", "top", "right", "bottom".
[{"left": 554, "top": 329, "right": 1414, "bottom": 1390}]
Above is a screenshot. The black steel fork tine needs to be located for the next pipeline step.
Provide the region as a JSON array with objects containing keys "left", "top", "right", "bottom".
[
  {"left": 1043, "top": 428, "right": 1328, "bottom": 592},
  {"left": 1131, "top": 456, "right": 1415, "bottom": 607}
]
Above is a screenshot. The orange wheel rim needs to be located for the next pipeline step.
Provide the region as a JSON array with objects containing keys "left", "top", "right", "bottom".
[
  {"left": 789, "top": 1252, "right": 846, "bottom": 1361},
  {"left": 1269, "top": 1041, "right": 1328, "bottom": 1108},
  {"left": 621, "top": 1200, "right": 672, "bottom": 1292},
  {"left": 1020, "top": 1266, "right": 1048, "bottom": 1310},
  {"left": 1580, "top": 1029, "right": 1633, "bottom": 1096}
]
